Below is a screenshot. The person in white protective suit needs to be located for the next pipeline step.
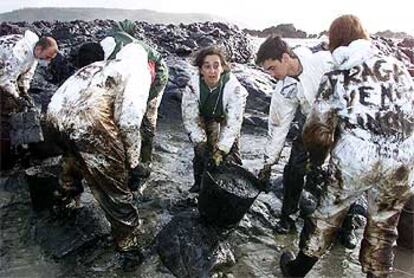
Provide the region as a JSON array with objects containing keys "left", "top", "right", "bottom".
[
  {"left": 280, "top": 15, "right": 414, "bottom": 278},
  {"left": 75, "top": 20, "right": 169, "bottom": 184},
  {"left": 47, "top": 43, "right": 151, "bottom": 271},
  {"left": 182, "top": 46, "right": 248, "bottom": 193},
  {"left": 256, "top": 35, "right": 362, "bottom": 248},
  {"left": 256, "top": 35, "right": 334, "bottom": 232},
  {"left": 0, "top": 30, "right": 58, "bottom": 168}
]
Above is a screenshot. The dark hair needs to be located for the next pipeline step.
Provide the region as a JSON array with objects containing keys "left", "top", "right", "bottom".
[
  {"left": 255, "top": 35, "right": 295, "bottom": 65},
  {"left": 35, "top": 36, "right": 57, "bottom": 50},
  {"left": 192, "top": 46, "right": 230, "bottom": 71},
  {"left": 328, "top": 15, "right": 369, "bottom": 52},
  {"left": 76, "top": 42, "right": 105, "bottom": 68}
]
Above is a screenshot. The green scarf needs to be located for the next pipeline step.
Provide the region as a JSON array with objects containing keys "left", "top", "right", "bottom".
[{"left": 199, "top": 71, "right": 230, "bottom": 120}]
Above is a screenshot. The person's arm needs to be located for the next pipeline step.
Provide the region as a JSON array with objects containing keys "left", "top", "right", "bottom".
[
  {"left": 0, "top": 55, "right": 23, "bottom": 99},
  {"left": 217, "top": 80, "right": 248, "bottom": 154},
  {"left": 152, "top": 57, "right": 169, "bottom": 90},
  {"left": 17, "top": 61, "right": 37, "bottom": 98},
  {"left": 181, "top": 80, "right": 207, "bottom": 145},
  {"left": 140, "top": 42, "right": 169, "bottom": 100},
  {"left": 114, "top": 44, "right": 152, "bottom": 169},
  {"left": 263, "top": 81, "right": 299, "bottom": 168},
  {"left": 303, "top": 74, "right": 338, "bottom": 165}
]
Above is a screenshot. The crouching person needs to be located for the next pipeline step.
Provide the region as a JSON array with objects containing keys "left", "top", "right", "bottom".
[
  {"left": 280, "top": 15, "right": 414, "bottom": 278},
  {"left": 76, "top": 20, "right": 169, "bottom": 184},
  {"left": 47, "top": 43, "right": 152, "bottom": 270},
  {"left": 182, "top": 46, "right": 248, "bottom": 193},
  {"left": 0, "top": 30, "right": 58, "bottom": 169}
]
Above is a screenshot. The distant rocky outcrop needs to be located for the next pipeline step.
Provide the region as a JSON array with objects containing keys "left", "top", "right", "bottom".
[
  {"left": 399, "top": 38, "right": 414, "bottom": 76},
  {"left": 374, "top": 30, "right": 413, "bottom": 40},
  {"left": 243, "top": 23, "right": 307, "bottom": 38},
  {"left": 244, "top": 26, "right": 414, "bottom": 41},
  {"left": 0, "top": 7, "right": 229, "bottom": 25},
  {"left": 372, "top": 36, "right": 414, "bottom": 76},
  {"left": 0, "top": 20, "right": 253, "bottom": 65}
]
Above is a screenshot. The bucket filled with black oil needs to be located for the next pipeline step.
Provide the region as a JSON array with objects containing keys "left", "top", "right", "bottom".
[{"left": 198, "top": 164, "right": 261, "bottom": 227}]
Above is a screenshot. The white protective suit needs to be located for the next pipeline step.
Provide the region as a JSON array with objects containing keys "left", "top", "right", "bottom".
[
  {"left": 47, "top": 43, "right": 151, "bottom": 251},
  {"left": 182, "top": 72, "right": 248, "bottom": 154},
  {"left": 301, "top": 39, "right": 414, "bottom": 276},
  {"left": 48, "top": 43, "right": 151, "bottom": 169},
  {"left": 264, "top": 47, "right": 333, "bottom": 167},
  {"left": 0, "top": 30, "right": 39, "bottom": 98}
]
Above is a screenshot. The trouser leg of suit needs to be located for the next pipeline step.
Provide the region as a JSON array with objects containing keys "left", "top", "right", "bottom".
[
  {"left": 140, "top": 88, "right": 165, "bottom": 164},
  {"left": 300, "top": 136, "right": 414, "bottom": 277},
  {"left": 62, "top": 124, "right": 140, "bottom": 252},
  {"left": 58, "top": 151, "right": 84, "bottom": 205},
  {"left": 360, "top": 180, "right": 413, "bottom": 276},
  {"left": 281, "top": 131, "right": 308, "bottom": 217},
  {"left": 299, "top": 173, "right": 354, "bottom": 257},
  {"left": 282, "top": 115, "right": 362, "bottom": 239}
]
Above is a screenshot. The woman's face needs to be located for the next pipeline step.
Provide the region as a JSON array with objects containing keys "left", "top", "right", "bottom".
[{"left": 200, "top": 54, "right": 224, "bottom": 88}]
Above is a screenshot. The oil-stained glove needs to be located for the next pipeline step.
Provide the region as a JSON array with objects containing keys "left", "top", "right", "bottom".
[{"left": 212, "top": 149, "right": 225, "bottom": 167}]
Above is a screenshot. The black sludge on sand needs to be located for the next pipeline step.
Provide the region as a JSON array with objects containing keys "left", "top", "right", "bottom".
[
  {"left": 198, "top": 165, "right": 261, "bottom": 227},
  {"left": 25, "top": 156, "right": 61, "bottom": 211},
  {"left": 156, "top": 211, "right": 235, "bottom": 278}
]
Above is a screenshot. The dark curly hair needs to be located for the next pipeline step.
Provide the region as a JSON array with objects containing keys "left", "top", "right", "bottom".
[
  {"left": 192, "top": 46, "right": 230, "bottom": 71},
  {"left": 255, "top": 35, "right": 295, "bottom": 65}
]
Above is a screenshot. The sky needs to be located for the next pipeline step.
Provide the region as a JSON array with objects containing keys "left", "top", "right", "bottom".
[{"left": 1, "top": 0, "right": 413, "bottom": 36}]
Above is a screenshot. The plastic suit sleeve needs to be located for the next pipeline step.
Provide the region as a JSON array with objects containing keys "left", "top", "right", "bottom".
[
  {"left": 0, "top": 55, "right": 22, "bottom": 99},
  {"left": 303, "top": 75, "right": 339, "bottom": 165},
  {"left": 154, "top": 58, "right": 169, "bottom": 88},
  {"left": 181, "top": 84, "right": 207, "bottom": 145},
  {"left": 114, "top": 46, "right": 151, "bottom": 169},
  {"left": 17, "top": 61, "right": 37, "bottom": 96},
  {"left": 217, "top": 85, "right": 248, "bottom": 154},
  {"left": 263, "top": 84, "right": 298, "bottom": 167}
]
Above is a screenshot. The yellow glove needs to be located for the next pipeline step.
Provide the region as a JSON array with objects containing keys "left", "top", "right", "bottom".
[{"left": 212, "top": 149, "right": 225, "bottom": 166}]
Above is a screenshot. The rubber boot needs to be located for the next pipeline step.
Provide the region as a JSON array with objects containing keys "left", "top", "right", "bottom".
[
  {"left": 338, "top": 229, "right": 357, "bottom": 249},
  {"left": 338, "top": 213, "right": 358, "bottom": 249}
]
